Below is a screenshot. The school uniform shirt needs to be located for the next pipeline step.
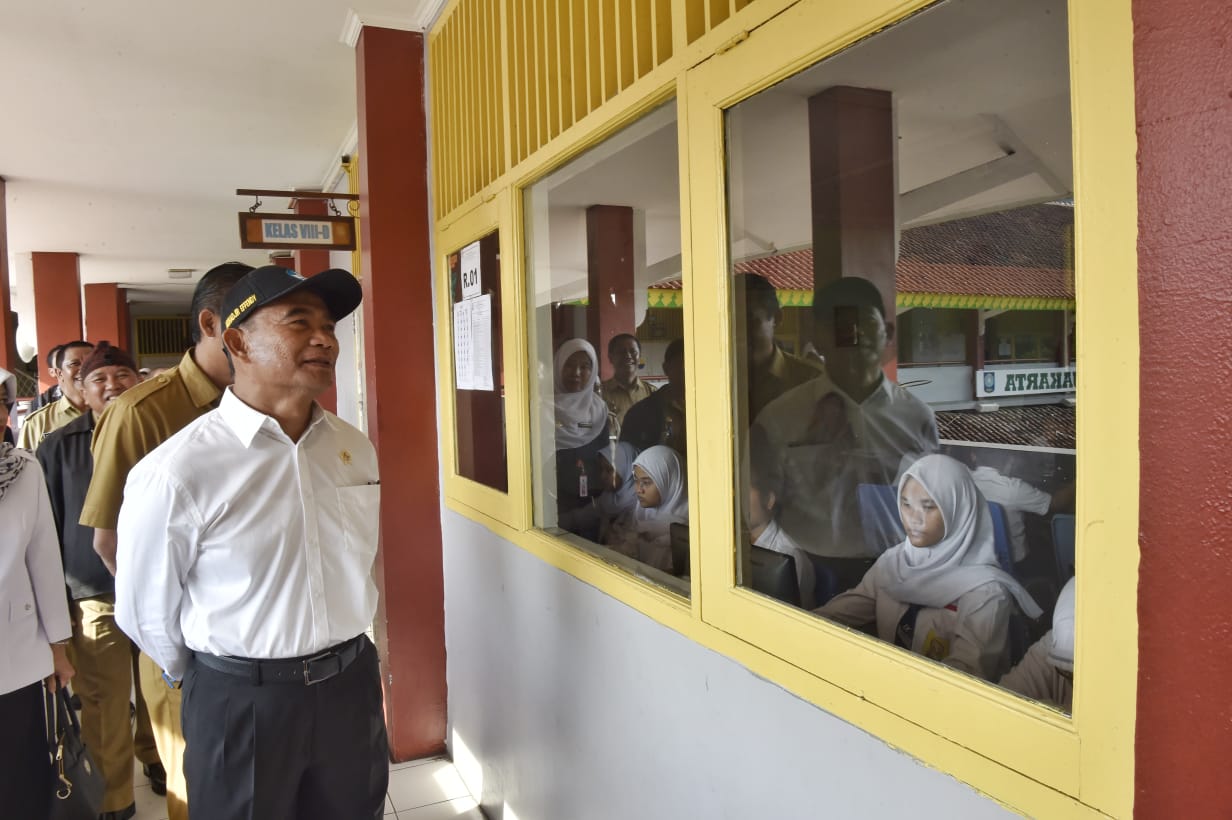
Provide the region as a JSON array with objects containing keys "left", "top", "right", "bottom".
[
  {"left": 600, "top": 376, "right": 654, "bottom": 427},
  {"left": 114, "top": 389, "right": 380, "bottom": 680},
  {"left": 0, "top": 447, "right": 73, "bottom": 695},
  {"left": 999, "top": 630, "right": 1073, "bottom": 710},
  {"left": 16, "top": 395, "right": 82, "bottom": 451},
  {"left": 80, "top": 348, "right": 221, "bottom": 531},
  {"left": 746, "top": 346, "right": 822, "bottom": 423},
  {"left": 36, "top": 412, "right": 113, "bottom": 600},
  {"left": 754, "top": 519, "right": 818, "bottom": 609},
  {"left": 970, "top": 466, "right": 1052, "bottom": 563},
  {"left": 819, "top": 574, "right": 1014, "bottom": 681},
  {"left": 753, "top": 372, "right": 938, "bottom": 558}
]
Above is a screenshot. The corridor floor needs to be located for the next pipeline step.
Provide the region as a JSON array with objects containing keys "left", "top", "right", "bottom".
[{"left": 128, "top": 755, "right": 484, "bottom": 819}]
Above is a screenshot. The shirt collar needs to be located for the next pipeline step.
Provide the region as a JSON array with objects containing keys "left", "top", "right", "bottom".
[
  {"left": 177, "top": 349, "right": 224, "bottom": 409},
  {"left": 217, "top": 388, "right": 327, "bottom": 448}
]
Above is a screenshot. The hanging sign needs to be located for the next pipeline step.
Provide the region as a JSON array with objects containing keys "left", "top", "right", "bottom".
[
  {"left": 976, "top": 367, "right": 1076, "bottom": 397},
  {"left": 238, "top": 212, "right": 356, "bottom": 251},
  {"left": 460, "top": 240, "right": 482, "bottom": 300}
]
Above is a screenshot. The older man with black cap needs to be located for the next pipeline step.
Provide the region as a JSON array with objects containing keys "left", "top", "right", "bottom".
[{"left": 115, "top": 266, "right": 387, "bottom": 820}]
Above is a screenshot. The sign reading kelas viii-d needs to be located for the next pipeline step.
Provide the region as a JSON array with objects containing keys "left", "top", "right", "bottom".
[{"left": 238, "top": 212, "right": 356, "bottom": 251}]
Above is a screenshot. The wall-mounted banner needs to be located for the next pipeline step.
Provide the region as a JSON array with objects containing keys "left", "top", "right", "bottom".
[
  {"left": 976, "top": 366, "right": 1076, "bottom": 397},
  {"left": 238, "top": 212, "right": 356, "bottom": 250}
]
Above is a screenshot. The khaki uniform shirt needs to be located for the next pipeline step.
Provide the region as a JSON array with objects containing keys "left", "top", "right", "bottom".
[
  {"left": 600, "top": 377, "right": 653, "bottom": 426},
  {"left": 17, "top": 395, "right": 83, "bottom": 451},
  {"left": 747, "top": 346, "right": 823, "bottom": 423},
  {"left": 79, "top": 350, "right": 222, "bottom": 530}
]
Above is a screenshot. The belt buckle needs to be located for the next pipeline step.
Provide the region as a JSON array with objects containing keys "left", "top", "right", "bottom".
[{"left": 302, "top": 651, "right": 342, "bottom": 685}]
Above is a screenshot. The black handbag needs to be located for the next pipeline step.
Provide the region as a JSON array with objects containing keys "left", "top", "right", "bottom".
[{"left": 45, "top": 686, "right": 105, "bottom": 820}]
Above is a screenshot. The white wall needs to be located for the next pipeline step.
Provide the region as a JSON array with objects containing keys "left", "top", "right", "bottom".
[{"left": 441, "top": 510, "right": 1013, "bottom": 820}]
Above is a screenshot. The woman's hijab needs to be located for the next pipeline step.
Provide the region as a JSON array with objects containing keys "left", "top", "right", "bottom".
[
  {"left": 0, "top": 441, "right": 29, "bottom": 503},
  {"left": 1048, "top": 577, "right": 1075, "bottom": 671},
  {"left": 596, "top": 442, "right": 639, "bottom": 519},
  {"left": 632, "top": 445, "right": 689, "bottom": 534},
  {"left": 552, "top": 339, "right": 609, "bottom": 450},
  {"left": 873, "top": 454, "right": 1041, "bottom": 617}
]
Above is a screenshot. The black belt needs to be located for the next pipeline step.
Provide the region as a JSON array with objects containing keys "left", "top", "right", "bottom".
[{"left": 192, "top": 635, "right": 365, "bottom": 686}]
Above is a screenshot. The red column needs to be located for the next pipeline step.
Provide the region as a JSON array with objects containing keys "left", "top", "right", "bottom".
[
  {"left": 356, "top": 25, "right": 447, "bottom": 760},
  {"left": 0, "top": 177, "right": 17, "bottom": 373},
  {"left": 83, "top": 283, "right": 131, "bottom": 351},
  {"left": 586, "top": 205, "right": 637, "bottom": 381},
  {"left": 294, "top": 198, "right": 337, "bottom": 412},
  {"left": 1133, "top": 0, "right": 1232, "bottom": 811},
  {"left": 32, "top": 252, "right": 84, "bottom": 391},
  {"left": 808, "top": 86, "right": 898, "bottom": 376}
]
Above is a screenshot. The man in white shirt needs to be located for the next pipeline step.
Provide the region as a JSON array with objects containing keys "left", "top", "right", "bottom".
[
  {"left": 115, "top": 266, "right": 387, "bottom": 820},
  {"left": 753, "top": 277, "right": 938, "bottom": 592}
]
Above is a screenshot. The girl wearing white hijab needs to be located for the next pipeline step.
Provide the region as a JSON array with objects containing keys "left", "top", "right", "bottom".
[
  {"left": 1000, "top": 576, "right": 1075, "bottom": 710},
  {"left": 551, "top": 339, "right": 612, "bottom": 539},
  {"left": 596, "top": 442, "right": 640, "bottom": 546},
  {"left": 618, "top": 445, "right": 688, "bottom": 573},
  {"left": 817, "top": 453, "right": 1042, "bottom": 681}
]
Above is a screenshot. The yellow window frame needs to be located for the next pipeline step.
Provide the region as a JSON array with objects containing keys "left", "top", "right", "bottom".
[{"left": 430, "top": 0, "right": 1138, "bottom": 815}]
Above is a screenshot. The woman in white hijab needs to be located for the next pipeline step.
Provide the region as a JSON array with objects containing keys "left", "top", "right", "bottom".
[
  {"left": 0, "top": 441, "right": 75, "bottom": 818},
  {"left": 551, "top": 339, "right": 612, "bottom": 540},
  {"left": 617, "top": 445, "right": 688, "bottom": 573},
  {"left": 596, "top": 441, "right": 640, "bottom": 547},
  {"left": 1000, "top": 576, "right": 1075, "bottom": 710},
  {"left": 817, "top": 453, "right": 1041, "bottom": 682}
]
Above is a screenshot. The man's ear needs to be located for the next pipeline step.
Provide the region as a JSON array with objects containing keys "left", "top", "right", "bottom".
[
  {"left": 222, "top": 326, "right": 248, "bottom": 364},
  {"left": 198, "top": 309, "right": 222, "bottom": 341},
  {"left": 883, "top": 319, "right": 896, "bottom": 344}
]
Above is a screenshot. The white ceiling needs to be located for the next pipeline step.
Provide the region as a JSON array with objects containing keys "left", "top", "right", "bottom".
[{"left": 1, "top": 0, "right": 439, "bottom": 343}]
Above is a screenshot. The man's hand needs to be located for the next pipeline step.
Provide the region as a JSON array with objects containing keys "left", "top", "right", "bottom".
[{"left": 94, "top": 528, "right": 118, "bottom": 575}]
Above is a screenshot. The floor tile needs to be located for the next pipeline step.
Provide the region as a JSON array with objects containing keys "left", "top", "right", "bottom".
[
  {"left": 390, "top": 755, "right": 441, "bottom": 772},
  {"left": 386, "top": 760, "right": 471, "bottom": 811},
  {"left": 386, "top": 794, "right": 396, "bottom": 815},
  {"left": 132, "top": 782, "right": 169, "bottom": 820},
  {"left": 398, "top": 797, "right": 485, "bottom": 820}
]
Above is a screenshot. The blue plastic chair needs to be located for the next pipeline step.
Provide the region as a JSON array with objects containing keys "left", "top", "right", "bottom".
[
  {"left": 986, "top": 501, "right": 1014, "bottom": 575},
  {"left": 857, "top": 483, "right": 904, "bottom": 555},
  {"left": 1052, "top": 514, "right": 1076, "bottom": 581}
]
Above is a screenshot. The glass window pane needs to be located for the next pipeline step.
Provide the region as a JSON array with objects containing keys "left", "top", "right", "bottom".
[
  {"left": 727, "top": 0, "right": 1076, "bottom": 711},
  {"left": 525, "top": 102, "right": 688, "bottom": 596}
]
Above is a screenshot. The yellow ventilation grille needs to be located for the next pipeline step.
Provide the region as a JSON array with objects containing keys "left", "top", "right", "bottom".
[
  {"left": 684, "top": 0, "right": 757, "bottom": 44},
  {"left": 429, "top": 0, "right": 505, "bottom": 219}
]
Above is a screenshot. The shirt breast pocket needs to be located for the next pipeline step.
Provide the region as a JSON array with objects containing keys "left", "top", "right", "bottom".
[
  {"left": 8, "top": 595, "right": 36, "bottom": 623},
  {"left": 337, "top": 484, "right": 381, "bottom": 556}
]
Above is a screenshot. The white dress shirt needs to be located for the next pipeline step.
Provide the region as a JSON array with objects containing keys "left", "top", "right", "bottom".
[
  {"left": 753, "top": 373, "right": 938, "bottom": 558},
  {"left": 115, "top": 389, "right": 380, "bottom": 679},
  {"left": 970, "top": 466, "right": 1052, "bottom": 563}
]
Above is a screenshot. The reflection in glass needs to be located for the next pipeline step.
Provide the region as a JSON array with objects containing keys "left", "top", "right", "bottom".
[
  {"left": 726, "top": 0, "right": 1077, "bottom": 707},
  {"left": 526, "top": 102, "right": 688, "bottom": 594}
]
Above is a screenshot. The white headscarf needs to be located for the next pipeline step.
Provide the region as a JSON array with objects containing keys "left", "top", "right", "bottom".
[
  {"left": 1048, "top": 577, "right": 1075, "bottom": 671},
  {"left": 596, "top": 442, "right": 639, "bottom": 519},
  {"left": 632, "top": 445, "right": 689, "bottom": 534},
  {"left": 552, "top": 339, "right": 609, "bottom": 450},
  {"left": 872, "top": 454, "right": 1041, "bottom": 617}
]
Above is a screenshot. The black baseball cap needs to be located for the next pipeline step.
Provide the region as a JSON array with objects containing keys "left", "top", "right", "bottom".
[{"left": 221, "top": 265, "right": 362, "bottom": 330}]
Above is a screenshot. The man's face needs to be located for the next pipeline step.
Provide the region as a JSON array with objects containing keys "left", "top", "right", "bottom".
[
  {"left": 745, "top": 304, "right": 778, "bottom": 362},
  {"left": 58, "top": 345, "right": 93, "bottom": 404},
  {"left": 232, "top": 291, "right": 339, "bottom": 397},
  {"left": 608, "top": 337, "right": 640, "bottom": 382},
  {"left": 663, "top": 352, "right": 685, "bottom": 390},
  {"left": 815, "top": 306, "right": 886, "bottom": 390},
  {"left": 80, "top": 365, "right": 139, "bottom": 414}
]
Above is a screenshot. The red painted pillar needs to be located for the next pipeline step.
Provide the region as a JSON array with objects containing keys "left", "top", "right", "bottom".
[
  {"left": 1133, "top": 0, "right": 1232, "bottom": 812},
  {"left": 83, "top": 283, "right": 131, "bottom": 352},
  {"left": 808, "top": 86, "right": 898, "bottom": 377},
  {"left": 586, "top": 205, "right": 637, "bottom": 380},
  {"left": 31, "top": 252, "right": 84, "bottom": 391},
  {"left": 355, "top": 25, "right": 447, "bottom": 761},
  {"left": 0, "top": 177, "right": 17, "bottom": 373},
  {"left": 294, "top": 198, "right": 337, "bottom": 412}
]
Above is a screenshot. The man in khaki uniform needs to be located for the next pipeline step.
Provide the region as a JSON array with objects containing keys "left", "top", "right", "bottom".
[
  {"left": 18, "top": 341, "right": 93, "bottom": 450},
  {"left": 80, "top": 262, "right": 252, "bottom": 820},
  {"left": 600, "top": 333, "right": 653, "bottom": 428}
]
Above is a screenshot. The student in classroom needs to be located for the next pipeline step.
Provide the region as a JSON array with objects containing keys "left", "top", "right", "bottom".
[
  {"left": 613, "top": 445, "right": 688, "bottom": 574},
  {"left": 815, "top": 453, "right": 1042, "bottom": 682},
  {"left": 550, "top": 338, "right": 612, "bottom": 541},
  {"left": 746, "top": 425, "right": 817, "bottom": 608},
  {"left": 1001, "top": 576, "right": 1075, "bottom": 711}
]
